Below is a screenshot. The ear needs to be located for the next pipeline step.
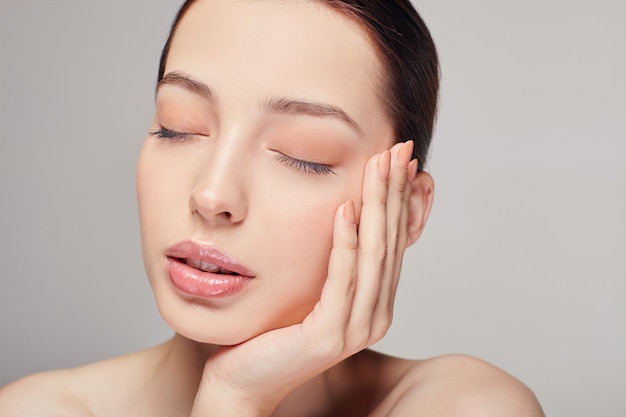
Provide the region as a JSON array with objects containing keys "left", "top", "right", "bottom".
[{"left": 406, "top": 170, "right": 434, "bottom": 247}]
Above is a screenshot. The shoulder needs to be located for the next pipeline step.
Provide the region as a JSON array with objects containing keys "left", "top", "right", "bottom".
[
  {"left": 364, "top": 352, "right": 544, "bottom": 417},
  {"left": 0, "top": 346, "right": 158, "bottom": 417},
  {"left": 395, "top": 354, "right": 544, "bottom": 417},
  {"left": 0, "top": 369, "right": 93, "bottom": 416}
]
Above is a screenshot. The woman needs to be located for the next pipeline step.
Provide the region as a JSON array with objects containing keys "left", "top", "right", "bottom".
[{"left": 0, "top": 1, "right": 544, "bottom": 415}]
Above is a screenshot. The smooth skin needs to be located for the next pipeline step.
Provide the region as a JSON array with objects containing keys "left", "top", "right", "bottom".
[{"left": 0, "top": 1, "right": 544, "bottom": 416}]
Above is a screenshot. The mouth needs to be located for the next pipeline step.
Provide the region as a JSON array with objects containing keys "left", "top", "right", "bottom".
[
  {"left": 164, "top": 241, "right": 255, "bottom": 298},
  {"left": 165, "top": 240, "right": 255, "bottom": 277},
  {"left": 172, "top": 257, "right": 244, "bottom": 276}
]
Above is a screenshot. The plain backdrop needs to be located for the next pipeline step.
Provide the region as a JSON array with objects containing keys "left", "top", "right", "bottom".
[{"left": 1, "top": 1, "right": 624, "bottom": 416}]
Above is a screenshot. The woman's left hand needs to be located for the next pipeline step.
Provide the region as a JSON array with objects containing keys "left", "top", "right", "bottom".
[{"left": 191, "top": 141, "right": 418, "bottom": 416}]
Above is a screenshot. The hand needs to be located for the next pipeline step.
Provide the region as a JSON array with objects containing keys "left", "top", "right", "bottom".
[{"left": 191, "top": 141, "right": 419, "bottom": 417}]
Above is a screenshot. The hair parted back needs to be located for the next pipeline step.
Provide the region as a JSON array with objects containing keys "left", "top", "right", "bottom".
[{"left": 158, "top": 0, "right": 439, "bottom": 170}]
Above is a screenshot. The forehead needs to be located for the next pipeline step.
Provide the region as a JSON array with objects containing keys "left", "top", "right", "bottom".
[{"left": 164, "top": 0, "right": 388, "bottom": 134}]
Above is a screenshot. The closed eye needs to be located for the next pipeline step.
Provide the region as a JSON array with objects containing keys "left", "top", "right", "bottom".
[
  {"left": 149, "top": 127, "right": 197, "bottom": 142},
  {"left": 274, "top": 152, "right": 336, "bottom": 176}
]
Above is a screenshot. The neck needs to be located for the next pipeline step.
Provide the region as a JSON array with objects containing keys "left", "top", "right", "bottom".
[{"left": 148, "top": 334, "right": 217, "bottom": 415}]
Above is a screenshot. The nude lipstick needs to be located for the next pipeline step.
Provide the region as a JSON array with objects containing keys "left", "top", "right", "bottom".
[{"left": 165, "top": 241, "right": 255, "bottom": 298}]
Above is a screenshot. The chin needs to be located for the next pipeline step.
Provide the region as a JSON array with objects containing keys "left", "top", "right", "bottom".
[
  {"left": 149, "top": 272, "right": 320, "bottom": 346},
  {"left": 163, "top": 313, "right": 261, "bottom": 346},
  {"left": 175, "top": 324, "right": 253, "bottom": 346},
  {"left": 153, "top": 295, "right": 277, "bottom": 346}
]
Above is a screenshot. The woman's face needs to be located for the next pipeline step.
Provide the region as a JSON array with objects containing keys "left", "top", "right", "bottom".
[{"left": 137, "top": 0, "right": 395, "bottom": 344}]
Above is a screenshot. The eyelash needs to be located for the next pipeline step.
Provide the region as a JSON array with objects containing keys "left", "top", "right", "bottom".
[
  {"left": 149, "top": 127, "right": 335, "bottom": 176},
  {"left": 274, "top": 152, "right": 336, "bottom": 176},
  {"left": 149, "top": 127, "right": 196, "bottom": 142}
]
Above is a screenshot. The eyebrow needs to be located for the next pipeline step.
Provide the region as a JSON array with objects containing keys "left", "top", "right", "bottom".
[
  {"left": 158, "top": 71, "right": 216, "bottom": 101},
  {"left": 262, "top": 97, "right": 364, "bottom": 135},
  {"left": 157, "top": 72, "right": 363, "bottom": 135}
]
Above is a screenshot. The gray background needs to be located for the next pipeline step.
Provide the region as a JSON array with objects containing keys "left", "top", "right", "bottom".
[{"left": 1, "top": 1, "right": 624, "bottom": 416}]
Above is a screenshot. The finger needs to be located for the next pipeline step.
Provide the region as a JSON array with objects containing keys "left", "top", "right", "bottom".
[
  {"left": 367, "top": 141, "right": 412, "bottom": 338},
  {"left": 384, "top": 140, "right": 412, "bottom": 270},
  {"left": 385, "top": 158, "right": 418, "bottom": 314},
  {"left": 345, "top": 149, "right": 391, "bottom": 343},
  {"left": 379, "top": 145, "right": 415, "bottom": 306},
  {"left": 307, "top": 200, "right": 358, "bottom": 338}
]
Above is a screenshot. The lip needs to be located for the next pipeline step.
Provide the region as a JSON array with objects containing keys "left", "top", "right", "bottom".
[{"left": 165, "top": 241, "right": 255, "bottom": 298}]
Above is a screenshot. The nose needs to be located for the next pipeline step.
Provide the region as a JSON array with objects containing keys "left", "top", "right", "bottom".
[{"left": 189, "top": 145, "right": 248, "bottom": 226}]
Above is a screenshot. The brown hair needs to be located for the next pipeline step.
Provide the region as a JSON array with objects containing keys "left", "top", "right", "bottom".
[{"left": 158, "top": 0, "right": 439, "bottom": 170}]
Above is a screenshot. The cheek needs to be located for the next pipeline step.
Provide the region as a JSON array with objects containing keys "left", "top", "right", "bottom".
[
  {"left": 271, "top": 192, "right": 337, "bottom": 259},
  {"left": 258, "top": 193, "right": 338, "bottom": 324},
  {"left": 136, "top": 144, "right": 186, "bottom": 249},
  {"left": 136, "top": 146, "right": 164, "bottom": 279},
  {"left": 251, "top": 168, "right": 365, "bottom": 328},
  {"left": 258, "top": 173, "right": 362, "bottom": 284},
  {"left": 137, "top": 147, "right": 161, "bottom": 239},
  {"left": 136, "top": 145, "right": 155, "bottom": 235}
]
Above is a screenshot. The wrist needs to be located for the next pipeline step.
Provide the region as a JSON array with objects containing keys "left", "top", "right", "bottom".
[{"left": 191, "top": 376, "right": 281, "bottom": 417}]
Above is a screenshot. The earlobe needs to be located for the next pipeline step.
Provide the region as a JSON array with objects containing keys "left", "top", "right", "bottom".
[{"left": 406, "top": 170, "right": 434, "bottom": 247}]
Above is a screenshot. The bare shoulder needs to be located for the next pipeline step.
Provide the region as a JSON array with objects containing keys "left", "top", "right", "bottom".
[
  {"left": 0, "top": 369, "right": 92, "bottom": 416},
  {"left": 365, "top": 352, "right": 544, "bottom": 417},
  {"left": 0, "top": 346, "right": 160, "bottom": 417}
]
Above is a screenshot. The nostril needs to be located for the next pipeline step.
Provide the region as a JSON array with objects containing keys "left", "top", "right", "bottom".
[{"left": 188, "top": 186, "right": 246, "bottom": 224}]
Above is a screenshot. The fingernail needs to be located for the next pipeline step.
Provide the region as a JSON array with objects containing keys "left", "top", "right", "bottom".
[
  {"left": 398, "top": 141, "right": 414, "bottom": 170},
  {"left": 407, "top": 158, "right": 418, "bottom": 182},
  {"left": 377, "top": 150, "right": 391, "bottom": 181},
  {"left": 342, "top": 200, "right": 356, "bottom": 225}
]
